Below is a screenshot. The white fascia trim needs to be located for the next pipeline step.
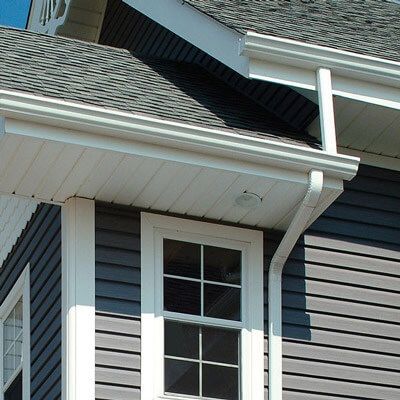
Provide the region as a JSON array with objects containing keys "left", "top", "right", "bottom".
[
  {"left": 123, "top": 0, "right": 249, "bottom": 76},
  {"left": 241, "top": 32, "right": 400, "bottom": 109},
  {"left": 0, "top": 90, "right": 359, "bottom": 181},
  {"left": 61, "top": 198, "right": 95, "bottom": 400}
]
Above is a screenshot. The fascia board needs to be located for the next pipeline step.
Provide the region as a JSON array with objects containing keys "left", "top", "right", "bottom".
[
  {"left": 242, "top": 32, "right": 400, "bottom": 109},
  {"left": 123, "top": 0, "right": 249, "bottom": 76},
  {"left": 0, "top": 90, "right": 359, "bottom": 182}
]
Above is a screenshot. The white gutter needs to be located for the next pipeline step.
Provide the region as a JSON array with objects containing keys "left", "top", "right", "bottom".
[
  {"left": 268, "top": 169, "right": 323, "bottom": 400},
  {"left": 0, "top": 90, "right": 359, "bottom": 181},
  {"left": 241, "top": 32, "right": 400, "bottom": 110}
]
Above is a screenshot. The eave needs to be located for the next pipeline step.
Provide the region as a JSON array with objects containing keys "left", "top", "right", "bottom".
[
  {"left": 124, "top": 0, "right": 400, "bottom": 110},
  {"left": 241, "top": 32, "right": 400, "bottom": 110},
  {"left": 0, "top": 90, "right": 359, "bottom": 230}
]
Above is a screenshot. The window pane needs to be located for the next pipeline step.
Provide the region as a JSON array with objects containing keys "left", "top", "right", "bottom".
[
  {"left": 4, "top": 315, "right": 14, "bottom": 342},
  {"left": 3, "top": 351, "right": 14, "bottom": 384},
  {"left": 203, "top": 364, "right": 239, "bottom": 400},
  {"left": 164, "top": 278, "right": 201, "bottom": 315},
  {"left": 165, "top": 321, "right": 199, "bottom": 359},
  {"left": 3, "top": 298, "right": 23, "bottom": 386},
  {"left": 202, "top": 327, "right": 239, "bottom": 365},
  {"left": 165, "top": 359, "right": 199, "bottom": 396},
  {"left": 14, "top": 300, "right": 23, "bottom": 337},
  {"left": 204, "top": 284, "right": 241, "bottom": 321},
  {"left": 164, "top": 239, "right": 201, "bottom": 279},
  {"left": 204, "top": 246, "right": 241, "bottom": 285},
  {"left": 4, "top": 370, "right": 22, "bottom": 400}
]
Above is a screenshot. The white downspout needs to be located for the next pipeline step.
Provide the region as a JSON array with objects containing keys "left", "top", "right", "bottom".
[
  {"left": 268, "top": 169, "right": 323, "bottom": 400},
  {"left": 268, "top": 67, "right": 337, "bottom": 400}
]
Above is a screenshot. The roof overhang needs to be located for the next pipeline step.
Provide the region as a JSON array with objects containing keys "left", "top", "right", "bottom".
[
  {"left": 0, "top": 90, "right": 359, "bottom": 230},
  {"left": 125, "top": 0, "right": 400, "bottom": 110},
  {"left": 241, "top": 32, "right": 400, "bottom": 110}
]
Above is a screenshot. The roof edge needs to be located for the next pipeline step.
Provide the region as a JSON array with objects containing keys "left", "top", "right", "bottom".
[
  {"left": 241, "top": 31, "right": 400, "bottom": 109},
  {"left": 0, "top": 90, "right": 359, "bottom": 181}
]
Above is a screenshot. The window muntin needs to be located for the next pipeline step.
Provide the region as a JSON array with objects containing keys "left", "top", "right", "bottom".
[
  {"left": 3, "top": 299, "right": 23, "bottom": 387},
  {"left": 164, "top": 321, "right": 240, "bottom": 400},
  {"left": 163, "top": 239, "right": 242, "bottom": 399},
  {"left": 163, "top": 239, "right": 242, "bottom": 322}
]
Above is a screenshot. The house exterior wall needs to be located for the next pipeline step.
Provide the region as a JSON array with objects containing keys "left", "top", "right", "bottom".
[
  {"left": 94, "top": 164, "right": 400, "bottom": 400},
  {"left": 0, "top": 204, "right": 61, "bottom": 400},
  {"left": 277, "top": 164, "right": 400, "bottom": 399},
  {"left": 95, "top": 204, "right": 141, "bottom": 400}
]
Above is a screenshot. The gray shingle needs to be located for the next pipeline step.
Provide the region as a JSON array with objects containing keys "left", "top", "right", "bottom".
[
  {"left": 185, "top": 0, "right": 400, "bottom": 62},
  {"left": 0, "top": 27, "right": 317, "bottom": 147}
]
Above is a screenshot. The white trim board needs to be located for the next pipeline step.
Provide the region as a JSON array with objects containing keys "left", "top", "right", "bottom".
[
  {"left": 61, "top": 197, "right": 95, "bottom": 400},
  {"left": 0, "top": 90, "right": 359, "bottom": 182},
  {"left": 141, "top": 212, "right": 264, "bottom": 400}
]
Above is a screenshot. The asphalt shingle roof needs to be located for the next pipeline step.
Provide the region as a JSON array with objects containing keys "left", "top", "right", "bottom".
[
  {"left": 185, "top": 0, "right": 400, "bottom": 63},
  {"left": 0, "top": 27, "right": 317, "bottom": 146}
]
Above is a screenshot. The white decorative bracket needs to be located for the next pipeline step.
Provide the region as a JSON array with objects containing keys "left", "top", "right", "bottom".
[{"left": 28, "top": 0, "right": 73, "bottom": 35}]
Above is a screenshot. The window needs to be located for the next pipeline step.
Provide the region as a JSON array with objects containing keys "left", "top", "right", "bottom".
[
  {"left": 141, "top": 214, "right": 264, "bottom": 400},
  {"left": 0, "top": 266, "right": 30, "bottom": 400}
]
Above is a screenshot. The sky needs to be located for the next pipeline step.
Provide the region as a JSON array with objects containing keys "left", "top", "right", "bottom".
[{"left": 0, "top": 0, "right": 31, "bottom": 28}]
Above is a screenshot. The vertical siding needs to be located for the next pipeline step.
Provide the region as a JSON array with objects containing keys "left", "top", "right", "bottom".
[
  {"left": 0, "top": 204, "right": 61, "bottom": 400},
  {"left": 264, "top": 165, "right": 400, "bottom": 400},
  {"left": 95, "top": 204, "right": 141, "bottom": 400}
]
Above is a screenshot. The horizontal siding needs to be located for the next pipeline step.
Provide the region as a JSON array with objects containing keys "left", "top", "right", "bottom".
[
  {"left": 265, "top": 165, "right": 400, "bottom": 399},
  {"left": 95, "top": 166, "right": 399, "bottom": 400},
  {"left": 95, "top": 204, "right": 141, "bottom": 400},
  {"left": 0, "top": 204, "right": 61, "bottom": 400}
]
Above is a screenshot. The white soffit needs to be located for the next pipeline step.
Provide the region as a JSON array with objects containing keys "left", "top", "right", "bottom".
[
  {"left": 0, "top": 91, "right": 359, "bottom": 231},
  {"left": 309, "top": 97, "right": 400, "bottom": 163},
  {"left": 0, "top": 133, "right": 343, "bottom": 231},
  {"left": 0, "top": 195, "right": 38, "bottom": 267}
]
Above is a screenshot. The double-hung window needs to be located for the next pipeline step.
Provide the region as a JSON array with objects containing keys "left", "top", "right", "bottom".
[
  {"left": 141, "top": 213, "right": 264, "bottom": 400},
  {"left": 0, "top": 266, "right": 30, "bottom": 400}
]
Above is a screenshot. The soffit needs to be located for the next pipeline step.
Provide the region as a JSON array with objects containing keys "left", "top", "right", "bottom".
[
  {"left": 309, "top": 97, "right": 400, "bottom": 159},
  {"left": 0, "top": 133, "right": 342, "bottom": 231}
]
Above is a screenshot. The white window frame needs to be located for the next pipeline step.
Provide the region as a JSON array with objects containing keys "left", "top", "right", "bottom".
[
  {"left": 141, "top": 213, "right": 264, "bottom": 400},
  {"left": 0, "top": 264, "right": 30, "bottom": 400}
]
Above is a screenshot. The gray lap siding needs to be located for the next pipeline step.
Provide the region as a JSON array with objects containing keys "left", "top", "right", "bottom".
[
  {"left": 94, "top": 165, "right": 400, "bottom": 400},
  {"left": 0, "top": 204, "right": 62, "bottom": 400}
]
